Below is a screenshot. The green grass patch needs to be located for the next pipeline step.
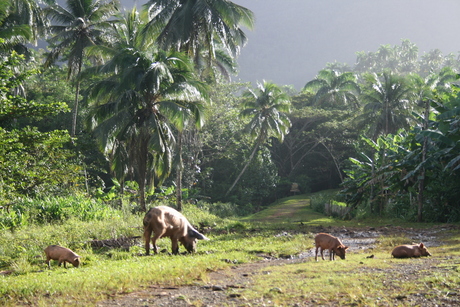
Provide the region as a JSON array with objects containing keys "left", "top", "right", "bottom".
[{"left": 242, "top": 252, "right": 396, "bottom": 306}]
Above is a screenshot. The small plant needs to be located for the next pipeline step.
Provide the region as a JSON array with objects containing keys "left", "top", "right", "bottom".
[{"left": 377, "top": 234, "right": 410, "bottom": 248}]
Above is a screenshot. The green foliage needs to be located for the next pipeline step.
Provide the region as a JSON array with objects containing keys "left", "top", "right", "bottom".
[
  {"left": 196, "top": 201, "right": 250, "bottom": 218},
  {"left": 0, "top": 194, "right": 132, "bottom": 231},
  {"left": 310, "top": 189, "right": 341, "bottom": 214},
  {"left": 0, "top": 51, "right": 82, "bottom": 204}
]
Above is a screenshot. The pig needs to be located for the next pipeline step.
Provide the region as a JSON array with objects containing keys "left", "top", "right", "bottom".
[
  {"left": 143, "top": 206, "right": 209, "bottom": 255},
  {"left": 44, "top": 245, "right": 80, "bottom": 269},
  {"left": 315, "top": 233, "right": 349, "bottom": 261},
  {"left": 391, "top": 243, "right": 432, "bottom": 258}
]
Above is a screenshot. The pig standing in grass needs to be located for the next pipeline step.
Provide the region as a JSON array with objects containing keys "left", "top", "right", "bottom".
[
  {"left": 391, "top": 243, "right": 431, "bottom": 258},
  {"left": 44, "top": 245, "right": 80, "bottom": 268},
  {"left": 314, "top": 233, "right": 349, "bottom": 261},
  {"left": 143, "top": 206, "right": 209, "bottom": 255}
]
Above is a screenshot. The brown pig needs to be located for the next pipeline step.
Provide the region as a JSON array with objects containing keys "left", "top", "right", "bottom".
[
  {"left": 315, "top": 233, "right": 349, "bottom": 261},
  {"left": 143, "top": 206, "right": 209, "bottom": 255},
  {"left": 44, "top": 245, "right": 80, "bottom": 269},
  {"left": 391, "top": 243, "right": 431, "bottom": 258}
]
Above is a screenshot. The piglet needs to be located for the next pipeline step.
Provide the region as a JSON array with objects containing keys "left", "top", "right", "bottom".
[
  {"left": 44, "top": 245, "right": 80, "bottom": 268},
  {"left": 314, "top": 233, "right": 349, "bottom": 261}
]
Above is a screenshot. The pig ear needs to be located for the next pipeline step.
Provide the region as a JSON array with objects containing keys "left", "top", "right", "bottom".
[{"left": 419, "top": 243, "right": 425, "bottom": 248}]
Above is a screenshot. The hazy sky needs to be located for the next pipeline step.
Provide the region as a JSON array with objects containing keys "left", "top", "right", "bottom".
[
  {"left": 125, "top": 0, "right": 460, "bottom": 90},
  {"left": 234, "top": 0, "right": 460, "bottom": 90}
]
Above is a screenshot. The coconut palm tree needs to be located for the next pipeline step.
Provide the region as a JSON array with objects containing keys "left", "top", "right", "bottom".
[
  {"left": 303, "top": 69, "right": 361, "bottom": 109},
  {"left": 142, "top": 0, "right": 254, "bottom": 80},
  {"left": 356, "top": 70, "right": 413, "bottom": 140},
  {"left": 0, "top": 1, "right": 28, "bottom": 54},
  {"left": 43, "top": 0, "right": 119, "bottom": 136},
  {"left": 397, "top": 39, "right": 419, "bottom": 73},
  {"left": 408, "top": 67, "right": 457, "bottom": 221},
  {"left": 0, "top": 0, "right": 49, "bottom": 55},
  {"left": 225, "top": 81, "right": 291, "bottom": 196},
  {"left": 86, "top": 9, "right": 207, "bottom": 211}
]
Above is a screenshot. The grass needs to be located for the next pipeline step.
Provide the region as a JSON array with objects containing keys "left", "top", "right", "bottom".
[
  {"left": 243, "top": 254, "right": 393, "bottom": 306},
  {"left": 0, "top": 193, "right": 459, "bottom": 306},
  {"left": 240, "top": 242, "right": 460, "bottom": 306}
]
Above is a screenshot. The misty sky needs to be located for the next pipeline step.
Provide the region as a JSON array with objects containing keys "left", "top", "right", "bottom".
[
  {"left": 234, "top": 0, "right": 460, "bottom": 90},
  {"left": 124, "top": 0, "right": 460, "bottom": 90}
]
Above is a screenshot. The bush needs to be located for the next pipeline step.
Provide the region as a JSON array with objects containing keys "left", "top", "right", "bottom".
[{"left": 310, "top": 189, "right": 341, "bottom": 215}]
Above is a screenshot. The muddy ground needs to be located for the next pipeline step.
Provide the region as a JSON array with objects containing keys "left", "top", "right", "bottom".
[{"left": 97, "top": 225, "right": 460, "bottom": 307}]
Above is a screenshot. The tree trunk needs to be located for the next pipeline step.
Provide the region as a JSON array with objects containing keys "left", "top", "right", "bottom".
[
  {"left": 139, "top": 179, "right": 146, "bottom": 212},
  {"left": 417, "top": 99, "right": 430, "bottom": 222},
  {"left": 71, "top": 63, "right": 82, "bottom": 137},
  {"left": 71, "top": 81, "right": 80, "bottom": 137},
  {"left": 176, "top": 131, "right": 183, "bottom": 211},
  {"left": 137, "top": 135, "right": 148, "bottom": 212}
]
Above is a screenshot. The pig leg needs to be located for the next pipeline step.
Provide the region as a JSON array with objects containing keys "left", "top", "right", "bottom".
[
  {"left": 319, "top": 247, "right": 326, "bottom": 261},
  {"left": 330, "top": 249, "right": 335, "bottom": 261},
  {"left": 171, "top": 238, "right": 179, "bottom": 255},
  {"left": 144, "top": 227, "right": 152, "bottom": 255},
  {"left": 315, "top": 246, "right": 321, "bottom": 261},
  {"left": 151, "top": 232, "right": 163, "bottom": 254}
]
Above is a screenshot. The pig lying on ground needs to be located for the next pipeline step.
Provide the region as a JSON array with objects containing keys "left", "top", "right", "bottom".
[
  {"left": 44, "top": 245, "right": 80, "bottom": 268},
  {"left": 143, "top": 206, "right": 209, "bottom": 255},
  {"left": 315, "top": 233, "right": 349, "bottom": 261},
  {"left": 391, "top": 243, "right": 431, "bottom": 258}
]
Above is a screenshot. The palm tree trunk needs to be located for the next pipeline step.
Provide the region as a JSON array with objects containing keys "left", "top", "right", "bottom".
[
  {"left": 71, "top": 63, "right": 82, "bottom": 137},
  {"left": 417, "top": 99, "right": 430, "bottom": 222},
  {"left": 176, "top": 131, "right": 183, "bottom": 211},
  {"left": 139, "top": 179, "right": 146, "bottom": 212},
  {"left": 417, "top": 145, "right": 426, "bottom": 222},
  {"left": 137, "top": 135, "right": 148, "bottom": 212}
]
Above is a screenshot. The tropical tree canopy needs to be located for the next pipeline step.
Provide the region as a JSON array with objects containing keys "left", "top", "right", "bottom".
[
  {"left": 225, "top": 81, "right": 291, "bottom": 196},
  {"left": 303, "top": 69, "right": 361, "bottom": 109},
  {"left": 86, "top": 9, "right": 208, "bottom": 211}
]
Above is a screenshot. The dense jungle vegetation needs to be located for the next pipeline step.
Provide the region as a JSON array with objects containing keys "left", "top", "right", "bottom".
[{"left": 2, "top": 0, "right": 460, "bottom": 226}]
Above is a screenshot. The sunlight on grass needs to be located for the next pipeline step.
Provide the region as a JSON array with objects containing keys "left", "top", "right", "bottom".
[{"left": 1, "top": 193, "right": 459, "bottom": 306}]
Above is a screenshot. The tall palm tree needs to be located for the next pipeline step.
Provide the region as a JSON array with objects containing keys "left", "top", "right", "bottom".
[
  {"left": 355, "top": 70, "right": 413, "bottom": 213},
  {"left": 408, "top": 68, "right": 457, "bottom": 222},
  {"left": 397, "top": 39, "right": 419, "bottom": 73},
  {"left": 142, "top": 0, "right": 253, "bottom": 208},
  {"left": 303, "top": 69, "right": 360, "bottom": 109},
  {"left": 420, "top": 49, "right": 444, "bottom": 75},
  {"left": 225, "top": 81, "right": 291, "bottom": 196},
  {"left": 356, "top": 70, "right": 413, "bottom": 140},
  {"left": 86, "top": 9, "right": 207, "bottom": 211},
  {"left": 44, "top": 0, "right": 119, "bottom": 136},
  {"left": 142, "top": 0, "right": 254, "bottom": 79}
]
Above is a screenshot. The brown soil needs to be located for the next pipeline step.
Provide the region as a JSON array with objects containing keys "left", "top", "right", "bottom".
[{"left": 97, "top": 225, "right": 460, "bottom": 307}]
